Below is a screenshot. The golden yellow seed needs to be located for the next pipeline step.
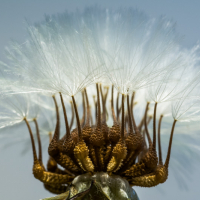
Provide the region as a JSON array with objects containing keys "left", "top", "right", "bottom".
[
  {"left": 104, "top": 145, "right": 112, "bottom": 164},
  {"left": 130, "top": 165, "right": 168, "bottom": 187},
  {"left": 74, "top": 140, "right": 94, "bottom": 172},
  {"left": 54, "top": 152, "right": 81, "bottom": 173},
  {"left": 33, "top": 160, "right": 73, "bottom": 184},
  {"left": 88, "top": 144, "right": 98, "bottom": 169},
  {"left": 124, "top": 147, "right": 158, "bottom": 177},
  {"left": 107, "top": 140, "right": 127, "bottom": 172},
  {"left": 98, "top": 146, "right": 105, "bottom": 170}
]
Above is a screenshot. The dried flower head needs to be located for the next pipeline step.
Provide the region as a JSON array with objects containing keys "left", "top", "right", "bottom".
[{"left": 1, "top": 7, "right": 200, "bottom": 200}]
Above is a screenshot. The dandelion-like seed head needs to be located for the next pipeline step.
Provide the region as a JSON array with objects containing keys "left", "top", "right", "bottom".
[{"left": 1, "top": 7, "right": 200, "bottom": 200}]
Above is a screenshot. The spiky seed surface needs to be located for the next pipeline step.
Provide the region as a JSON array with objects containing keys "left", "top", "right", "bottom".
[
  {"left": 71, "top": 129, "right": 79, "bottom": 144},
  {"left": 107, "top": 140, "right": 127, "bottom": 172},
  {"left": 130, "top": 165, "right": 168, "bottom": 187},
  {"left": 88, "top": 144, "right": 98, "bottom": 168},
  {"left": 63, "top": 136, "right": 75, "bottom": 155},
  {"left": 101, "top": 122, "right": 109, "bottom": 143},
  {"left": 82, "top": 125, "right": 92, "bottom": 143},
  {"left": 125, "top": 134, "right": 144, "bottom": 150},
  {"left": 33, "top": 161, "right": 74, "bottom": 184},
  {"left": 108, "top": 123, "right": 121, "bottom": 144},
  {"left": 90, "top": 127, "right": 104, "bottom": 147},
  {"left": 54, "top": 152, "right": 81, "bottom": 173},
  {"left": 48, "top": 140, "right": 59, "bottom": 156},
  {"left": 124, "top": 147, "right": 158, "bottom": 177},
  {"left": 74, "top": 140, "right": 94, "bottom": 172}
]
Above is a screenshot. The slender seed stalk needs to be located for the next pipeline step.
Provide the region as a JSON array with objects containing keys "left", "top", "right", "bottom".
[
  {"left": 144, "top": 102, "right": 152, "bottom": 145},
  {"left": 101, "top": 85, "right": 108, "bottom": 122},
  {"left": 84, "top": 88, "right": 90, "bottom": 126},
  {"left": 72, "top": 96, "right": 82, "bottom": 140},
  {"left": 165, "top": 119, "right": 177, "bottom": 168},
  {"left": 121, "top": 94, "right": 125, "bottom": 140},
  {"left": 158, "top": 115, "right": 163, "bottom": 165},
  {"left": 116, "top": 92, "right": 120, "bottom": 121},
  {"left": 127, "top": 94, "right": 133, "bottom": 133},
  {"left": 59, "top": 93, "right": 70, "bottom": 138},
  {"left": 90, "top": 106, "right": 94, "bottom": 126},
  {"left": 131, "top": 92, "right": 134, "bottom": 108},
  {"left": 104, "top": 87, "right": 109, "bottom": 121},
  {"left": 24, "top": 118, "right": 38, "bottom": 163},
  {"left": 52, "top": 96, "right": 60, "bottom": 141},
  {"left": 111, "top": 85, "right": 117, "bottom": 123},
  {"left": 153, "top": 102, "right": 158, "bottom": 149},
  {"left": 96, "top": 83, "right": 101, "bottom": 128},
  {"left": 130, "top": 92, "right": 135, "bottom": 124},
  {"left": 130, "top": 92, "right": 139, "bottom": 134},
  {"left": 93, "top": 95, "right": 97, "bottom": 124},
  {"left": 100, "top": 84, "right": 106, "bottom": 121},
  {"left": 104, "top": 87, "right": 109, "bottom": 105},
  {"left": 125, "top": 112, "right": 129, "bottom": 131},
  {"left": 138, "top": 115, "right": 145, "bottom": 131},
  {"left": 33, "top": 119, "right": 42, "bottom": 164},
  {"left": 69, "top": 101, "right": 74, "bottom": 131},
  {"left": 49, "top": 132, "right": 52, "bottom": 143}
]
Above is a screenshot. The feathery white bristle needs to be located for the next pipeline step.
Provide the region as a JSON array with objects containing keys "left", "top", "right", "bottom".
[
  {"left": 93, "top": 11, "right": 182, "bottom": 95},
  {"left": 0, "top": 94, "right": 36, "bottom": 128},
  {"left": 171, "top": 71, "right": 200, "bottom": 122}
]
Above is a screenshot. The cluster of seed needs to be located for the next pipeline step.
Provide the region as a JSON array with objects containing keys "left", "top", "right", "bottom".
[{"left": 25, "top": 84, "right": 176, "bottom": 195}]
